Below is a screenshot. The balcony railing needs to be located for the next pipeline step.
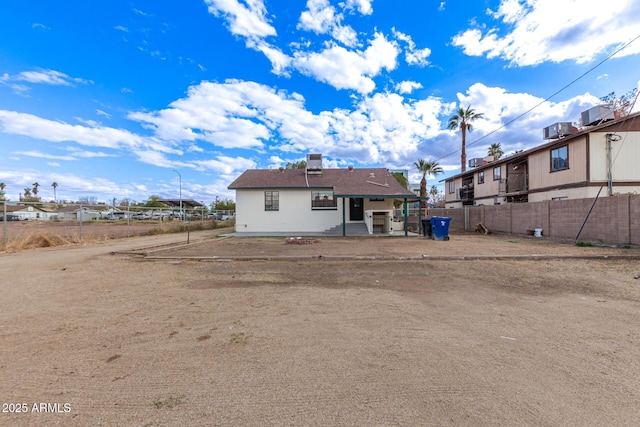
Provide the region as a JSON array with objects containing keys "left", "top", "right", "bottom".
[{"left": 457, "top": 186, "right": 474, "bottom": 200}]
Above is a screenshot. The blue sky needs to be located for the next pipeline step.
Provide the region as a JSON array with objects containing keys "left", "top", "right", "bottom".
[{"left": 1, "top": 0, "right": 639, "bottom": 204}]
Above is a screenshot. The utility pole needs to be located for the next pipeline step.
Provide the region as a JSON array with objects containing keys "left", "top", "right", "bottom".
[{"left": 173, "top": 170, "right": 182, "bottom": 220}]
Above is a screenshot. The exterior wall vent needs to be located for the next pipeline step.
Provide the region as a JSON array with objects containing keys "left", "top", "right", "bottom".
[
  {"left": 581, "top": 105, "right": 615, "bottom": 127},
  {"left": 306, "top": 153, "right": 323, "bottom": 174},
  {"left": 543, "top": 122, "right": 573, "bottom": 139}
]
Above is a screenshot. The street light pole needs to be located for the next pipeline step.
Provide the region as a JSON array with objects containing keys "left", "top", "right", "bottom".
[{"left": 173, "top": 169, "right": 182, "bottom": 220}]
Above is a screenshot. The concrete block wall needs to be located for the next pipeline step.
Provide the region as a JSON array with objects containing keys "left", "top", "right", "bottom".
[{"left": 444, "top": 194, "right": 639, "bottom": 246}]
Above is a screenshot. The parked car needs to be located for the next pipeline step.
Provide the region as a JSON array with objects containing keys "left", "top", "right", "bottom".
[
  {"left": 208, "top": 212, "right": 223, "bottom": 220},
  {"left": 132, "top": 213, "right": 151, "bottom": 220},
  {"left": 0, "top": 214, "right": 20, "bottom": 221}
]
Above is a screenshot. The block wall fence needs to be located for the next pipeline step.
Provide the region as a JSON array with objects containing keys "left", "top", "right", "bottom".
[{"left": 426, "top": 193, "right": 640, "bottom": 246}]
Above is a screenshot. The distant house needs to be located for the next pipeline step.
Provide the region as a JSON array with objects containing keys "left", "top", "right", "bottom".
[
  {"left": 444, "top": 107, "right": 640, "bottom": 208},
  {"left": 54, "top": 205, "right": 102, "bottom": 221},
  {"left": 228, "top": 154, "right": 418, "bottom": 235},
  {"left": 2, "top": 205, "right": 51, "bottom": 220}
]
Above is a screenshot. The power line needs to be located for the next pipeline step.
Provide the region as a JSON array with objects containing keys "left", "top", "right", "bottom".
[{"left": 434, "top": 33, "right": 640, "bottom": 166}]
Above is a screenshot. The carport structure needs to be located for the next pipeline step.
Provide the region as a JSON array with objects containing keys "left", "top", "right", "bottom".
[{"left": 156, "top": 199, "right": 205, "bottom": 219}]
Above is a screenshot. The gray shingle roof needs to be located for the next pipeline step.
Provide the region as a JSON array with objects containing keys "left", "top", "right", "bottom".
[{"left": 229, "top": 167, "right": 416, "bottom": 198}]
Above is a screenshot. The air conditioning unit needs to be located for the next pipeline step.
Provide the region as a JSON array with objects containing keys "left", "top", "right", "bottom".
[
  {"left": 306, "top": 153, "right": 323, "bottom": 174},
  {"left": 468, "top": 158, "right": 485, "bottom": 168},
  {"left": 581, "top": 105, "right": 615, "bottom": 127},
  {"left": 543, "top": 122, "right": 573, "bottom": 139}
]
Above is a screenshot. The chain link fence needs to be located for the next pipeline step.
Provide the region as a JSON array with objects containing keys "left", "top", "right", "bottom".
[{"left": 1, "top": 201, "right": 235, "bottom": 250}]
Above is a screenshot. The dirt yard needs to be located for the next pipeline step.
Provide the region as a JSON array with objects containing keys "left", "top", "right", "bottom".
[{"left": 1, "top": 230, "right": 640, "bottom": 426}]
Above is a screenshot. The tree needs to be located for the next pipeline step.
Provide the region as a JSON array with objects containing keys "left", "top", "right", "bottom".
[
  {"left": 429, "top": 185, "right": 439, "bottom": 201},
  {"left": 487, "top": 143, "right": 504, "bottom": 159},
  {"left": 0, "top": 182, "right": 5, "bottom": 201},
  {"left": 448, "top": 105, "right": 484, "bottom": 172},
  {"left": 78, "top": 196, "right": 98, "bottom": 205},
  {"left": 32, "top": 182, "right": 40, "bottom": 196},
  {"left": 51, "top": 182, "right": 58, "bottom": 202},
  {"left": 414, "top": 159, "right": 443, "bottom": 210},
  {"left": 600, "top": 88, "right": 638, "bottom": 117},
  {"left": 211, "top": 197, "right": 236, "bottom": 212},
  {"left": 391, "top": 172, "right": 409, "bottom": 189},
  {"left": 144, "top": 195, "right": 168, "bottom": 208},
  {"left": 285, "top": 160, "right": 306, "bottom": 169}
]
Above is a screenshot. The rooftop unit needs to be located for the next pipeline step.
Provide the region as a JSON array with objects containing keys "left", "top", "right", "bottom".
[
  {"left": 468, "top": 158, "right": 485, "bottom": 168},
  {"left": 581, "top": 105, "right": 615, "bottom": 127},
  {"left": 306, "top": 153, "right": 323, "bottom": 174},
  {"left": 543, "top": 122, "right": 573, "bottom": 140}
]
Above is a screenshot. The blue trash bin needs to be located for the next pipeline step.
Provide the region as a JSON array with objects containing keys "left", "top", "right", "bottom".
[{"left": 430, "top": 216, "right": 452, "bottom": 241}]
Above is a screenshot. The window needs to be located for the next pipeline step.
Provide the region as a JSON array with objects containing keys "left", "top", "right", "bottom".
[
  {"left": 478, "top": 171, "right": 485, "bottom": 184},
  {"left": 311, "top": 191, "right": 337, "bottom": 209},
  {"left": 551, "top": 145, "right": 568, "bottom": 171},
  {"left": 448, "top": 181, "right": 455, "bottom": 194},
  {"left": 493, "top": 166, "right": 501, "bottom": 181},
  {"left": 264, "top": 191, "right": 279, "bottom": 211}
]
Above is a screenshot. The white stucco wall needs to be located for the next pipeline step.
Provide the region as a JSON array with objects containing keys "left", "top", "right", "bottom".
[{"left": 235, "top": 189, "right": 346, "bottom": 233}]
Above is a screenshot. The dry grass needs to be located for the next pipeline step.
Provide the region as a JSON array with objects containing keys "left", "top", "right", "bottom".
[
  {"left": 2, "top": 232, "right": 80, "bottom": 252},
  {"left": 1, "top": 220, "right": 225, "bottom": 253}
]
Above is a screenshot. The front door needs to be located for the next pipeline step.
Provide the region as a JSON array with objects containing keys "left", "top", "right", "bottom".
[{"left": 349, "top": 198, "right": 364, "bottom": 221}]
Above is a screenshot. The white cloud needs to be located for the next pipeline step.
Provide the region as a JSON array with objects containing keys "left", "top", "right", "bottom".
[
  {"left": 3, "top": 69, "right": 92, "bottom": 86},
  {"left": 204, "top": 0, "right": 276, "bottom": 40},
  {"left": 96, "top": 109, "right": 111, "bottom": 119},
  {"left": 194, "top": 155, "right": 257, "bottom": 175},
  {"left": 254, "top": 42, "right": 292, "bottom": 75},
  {"left": 396, "top": 81, "right": 423, "bottom": 94},
  {"left": 298, "top": 0, "right": 336, "bottom": 34},
  {"left": 297, "top": 0, "right": 360, "bottom": 47},
  {"left": 12, "top": 151, "right": 77, "bottom": 161},
  {"left": 344, "top": 0, "right": 373, "bottom": 15},
  {"left": 452, "top": 0, "right": 640, "bottom": 66},
  {"left": 446, "top": 82, "right": 603, "bottom": 160},
  {"left": 393, "top": 29, "right": 431, "bottom": 66},
  {"left": 0, "top": 110, "right": 176, "bottom": 154},
  {"left": 32, "top": 23, "right": 50, "bottom": 31},
  {"left": 293, "top": 32, "right": 399, "bottom": 94}
]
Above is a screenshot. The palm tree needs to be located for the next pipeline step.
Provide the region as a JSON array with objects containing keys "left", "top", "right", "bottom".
[
  {"left": 52, "top": 182, "right": 58, "bottom": 202},
  {"left": 414, "top": 159, "right": 443, "bottom": 210},
  {"left": 488, "top": 143, "right": 504, "bottom": 159},
  {"left": 32, "top": 182, "right": 40, "bottom": 196},
  {"left": 448, "top": 105, "right": 484, "bottom": 172},
  {"left": 0, "top": 182, "right": 5, "bottom": 200}
]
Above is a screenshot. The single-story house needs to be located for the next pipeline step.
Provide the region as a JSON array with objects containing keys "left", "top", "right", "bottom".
[
  {"left": 2, "top": 205, "right": 52, "bottom": 220},
  {"left": 228, "top": 154, "right": 420, "bottom": 235},
  {"left": 54, "top": 205, "right": 102, "bottom": 221}
]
